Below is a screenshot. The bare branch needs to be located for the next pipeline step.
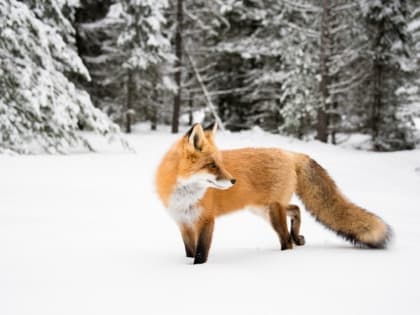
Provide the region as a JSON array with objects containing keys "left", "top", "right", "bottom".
[{"left": 184, "top": 48, "right": 225, "bottom": 130}]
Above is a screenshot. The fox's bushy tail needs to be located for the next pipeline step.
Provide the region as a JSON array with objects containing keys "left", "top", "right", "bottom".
[{"left": 295, "top": 155, "right": 391, "bottom": 248}]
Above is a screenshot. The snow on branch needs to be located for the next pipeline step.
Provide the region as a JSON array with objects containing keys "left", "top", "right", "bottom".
[
  {"left": 184, "top": 48, "right": 225, "bottom": 130},
  {"left": 328, "top": 69, "right": 369, "bottom": 95},
  {"left": 282, "top": 0, "right": 321, "bottom": 13},
  {"left": 284, "top": 22, "right": 320, "bottom": 38}
]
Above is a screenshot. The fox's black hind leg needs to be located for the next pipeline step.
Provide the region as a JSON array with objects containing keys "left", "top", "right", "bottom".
[{"left": 286, "top": 204, "right": 305, "bottom": 246}]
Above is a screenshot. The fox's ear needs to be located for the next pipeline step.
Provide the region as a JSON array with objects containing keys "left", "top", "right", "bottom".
[
  {"left": 203, "top": 121, "right": 218, "bottom": 136},
  {"left": 186, "top": 123, "right": 205, "bottom": 151}
]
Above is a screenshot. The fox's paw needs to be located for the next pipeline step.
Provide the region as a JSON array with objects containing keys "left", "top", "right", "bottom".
[
  {"left": 193, "top": 253, "right": 207, "bottom": 264},
  {"left": 293, "top": 235, "right": 305, "bottom": 246},
  {"left": 185, "top": 247, "right": 195, "bottom": 258},
  {"left": 281, "top": 240, "right": 293, "bottom": 250}
]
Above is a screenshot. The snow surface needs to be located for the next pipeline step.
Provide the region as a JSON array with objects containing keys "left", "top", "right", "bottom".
[{"left": 1, "top": 127, "right": 420, "bottom": 315}]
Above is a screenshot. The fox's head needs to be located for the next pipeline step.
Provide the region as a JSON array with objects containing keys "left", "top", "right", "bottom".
[{"left": 177, "top": 122, "right": 236, "bottom": 190}]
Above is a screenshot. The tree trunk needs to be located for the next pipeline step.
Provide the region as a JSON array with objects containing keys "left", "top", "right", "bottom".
[
  {"left": 329, "top": 4, "right": 339, "bottom": 146},
  {"left": 371, "top": 20, "right": 385, "bottom": 150},
  {"left": 371, "top": 62, "right": 383, "bottom": 149},
  {"left": 150, "top": 88, "right": 158, "bottom": 131},
  {"left": 150, "top": 106, "right": 157, "bottom": 131},
  {"left": 330, "top": 101, "right": 338, "bottom": 145},
  {"left": 316, "top": 0, "right": 330, "bottom": 143},
  {"left": 171, "top": 0, "right": 183, "bottom": 133},
  {"left": 188, "top": 92, "right": 194, "bottom": 126},
  {"left": 125, "top": 71, "right": 133, "bottom": 133}
]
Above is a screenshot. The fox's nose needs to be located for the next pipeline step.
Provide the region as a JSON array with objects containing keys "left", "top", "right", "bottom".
[{"left": 230, "top": 178, "right": 236, "bottom": 185}]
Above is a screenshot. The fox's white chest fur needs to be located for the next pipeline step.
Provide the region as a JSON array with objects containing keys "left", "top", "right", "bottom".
[{"left": 167, "top": 181, "right": 208, "bottom": 225}]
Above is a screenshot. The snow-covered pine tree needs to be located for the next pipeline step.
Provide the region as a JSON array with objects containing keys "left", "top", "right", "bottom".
[
  {"left": 208, "top": 0, "right": 315, "bottom": 134},
  {"left": 118, "top": 0, "right": 175, "bottom": 132},
  {"left": 202, "top": 0, "right": 264, "bottom": 130},
  {"left": 0, "top": 0, "right": 118, "bottom": 154},
  {"left": 76, "top": 1, "right": 127, "bottom": 125},
  {"left": 396, "top": 0, "right": 420, "bottom": 142},
  {"left": 76, "top": 0, "right": 175, "bottom": 132},
  {"left": 315, "top": 0, "right": 369, "bottom": 143},
  {"left": 275, "top": 1, "right": 370, "bottom": 143},
  {"left": 171, "top": 0, "right": 183, "bottom": 133},
  {"left": 251, "top": 1, "right": 319, "bottom": 136},
  {"left": 407, "top": 1, "right": 420, "bottom": 115},
  {"left": 359, "top": 0, "right": 416, "bottom": 151},
  {"left": 206, "top": 0, "right": 323, "bottom": 136},
  {"left": 312, "top": 0, "right": 331, "bottom": 143},
  {"left": 164, "top": 0, "right": 229, "bottom": 130}
]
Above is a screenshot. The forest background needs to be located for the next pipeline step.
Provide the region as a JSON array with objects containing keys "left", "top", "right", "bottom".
[{"left": 1, "top": 0, "right": 420, "bottom": 153}]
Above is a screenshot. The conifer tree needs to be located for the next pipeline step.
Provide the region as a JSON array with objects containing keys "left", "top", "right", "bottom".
[
  {"left": 396, "top": 0, "right": 420, "bottom": 140},
  {"left": 0, "top": 0, "right": 118, "bottom": 153},
  {"left": 359, "top": 0, "right": 416, "bottom": 150},
  {"left": 77, "top": 0, "right": 175, "bottom": 132}
]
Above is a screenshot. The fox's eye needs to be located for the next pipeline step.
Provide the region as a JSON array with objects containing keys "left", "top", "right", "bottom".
[{"left": 206, "top": 162, "right": 217, "bottom": 169}]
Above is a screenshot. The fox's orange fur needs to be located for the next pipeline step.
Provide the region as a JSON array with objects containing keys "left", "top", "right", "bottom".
[{"left": 156, "top": 123, "right": 391, "bottom": 264}]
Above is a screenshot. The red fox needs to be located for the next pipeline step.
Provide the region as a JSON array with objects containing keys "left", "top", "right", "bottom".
[{"left": 156, "top": 123, "right": 391, "bottom": 264}]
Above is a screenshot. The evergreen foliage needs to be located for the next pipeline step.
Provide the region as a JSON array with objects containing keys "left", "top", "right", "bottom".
[
  {"left": 0, "top": 0, "right": 118, "bottom": 153},
  {"left": 358, "top": 0, "right": 416, "bottom": 150},
  {"left": 1, "top": 0, "right": 419, "bottom": 153},
  {"left": 77, "top": 0, "right": 175, "bottom": 132}
]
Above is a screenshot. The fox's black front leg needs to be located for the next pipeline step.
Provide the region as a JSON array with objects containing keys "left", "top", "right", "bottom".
[{"left": 194, "top": 217, "right": 214, "bottom": 264}]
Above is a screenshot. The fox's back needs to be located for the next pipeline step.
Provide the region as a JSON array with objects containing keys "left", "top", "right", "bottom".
[{"left": 201, "top": 148, "right": 298, "bottom": 216}]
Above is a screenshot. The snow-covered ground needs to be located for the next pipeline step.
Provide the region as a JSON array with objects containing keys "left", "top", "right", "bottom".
[{"left": 1, "top": 127, "right": 420, "bottom": 315}]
